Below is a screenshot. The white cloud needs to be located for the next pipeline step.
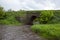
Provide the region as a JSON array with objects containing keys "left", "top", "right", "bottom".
[
  {"left": 43, "top": 0, "right": 55, "bottom": 10},
  {"left": 0, "top": 0, "right": 60, "bottom": 11}
]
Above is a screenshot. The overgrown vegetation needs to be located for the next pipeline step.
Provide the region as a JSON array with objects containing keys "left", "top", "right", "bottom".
[
  {"left": 0, "top": 6, "right": 6, "bottom": 19},
  {"left": 0, "top": 6, "right": 60, "bottom": 25},
  {"left": 31, "top": 24, "right": 60, "bottom": 40},
  {"left": 31, "top": 10, "right": 60, "bottom": 40},
  {"left": 0, "top": 6, "right": 25, "bottom": 25},
  {"left": 38, "top": 10, "right": 54, "bottom": 24},
  {"left": 0, "top": 6, "right": 60, "bottom": 40}
]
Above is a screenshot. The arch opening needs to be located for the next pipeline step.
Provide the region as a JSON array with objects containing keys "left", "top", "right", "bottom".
[
  {"left": 27, "top": 16, "right": 37, "bottom": 25},
  {"left": 30, "top": 16, "right": 37, "bottom": 21}
]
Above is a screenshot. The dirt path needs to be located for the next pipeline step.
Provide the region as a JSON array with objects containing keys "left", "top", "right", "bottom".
[{"left": 0, "top": 25, "right": 47, "bottom": 40}]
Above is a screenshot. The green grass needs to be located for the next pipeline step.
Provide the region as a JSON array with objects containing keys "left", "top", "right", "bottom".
[
  {"left": 0, "top": 16, "right": 21, "bottom": 25},
  {"left": 31, "top": 24, "right": 60, "bottom": 40}
]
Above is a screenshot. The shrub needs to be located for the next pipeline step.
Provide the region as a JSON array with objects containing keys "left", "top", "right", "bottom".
[
  {"left": 39, "top": 10, "right": 54, "bottom": 24},
  {"left": 0, "top": 6, "right": 5, "bottom": 19},
  {"left": 0, "top": 16, "right": 21, "bottom": 25},
  {"left": 0, "top": 9, "right": 21, "bottom": 25},
  {"left": 48, "top": 10, "right": 60, "bottom": 24}
]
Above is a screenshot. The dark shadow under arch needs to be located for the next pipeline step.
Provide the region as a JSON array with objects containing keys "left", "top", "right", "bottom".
[
  {"left": 26, "top": 16, "right": 37, "bottom": 25},
  {"left": 30, "top": 16, "right": 37, "bottom": 21}
]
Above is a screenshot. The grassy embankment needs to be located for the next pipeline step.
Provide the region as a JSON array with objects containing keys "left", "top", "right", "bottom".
[{"left": 31, "top": 24, "right": 60, "bottom": 40}]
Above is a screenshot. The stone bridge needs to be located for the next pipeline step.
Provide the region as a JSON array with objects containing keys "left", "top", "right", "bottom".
[{"left": 16, "top": 11, "right": 40, "bottom": 25}]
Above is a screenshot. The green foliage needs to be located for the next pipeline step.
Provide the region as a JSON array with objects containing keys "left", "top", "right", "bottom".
[
  {"left": 17, "top": 10, "right": 26, "bottom": 17},
  {"left": 31, "top": 24, "right": 60, "bottom": 40},
  {"left": 48, "top": 10, "right": 60, "bottom": 24},
  {"left": 39, "top": 10, "right": 54, "bottom": 24},
  {"left": 0, "top": 6, "right": 60, "bottom": 25},
  {"left": 0, "top": 9, "right": 22, "bottom": 25},
  {"left": 0, "top": 13, "right": 21, "bottom": 25},
  {"left": 0, "top": 6, "right": 5, "bottom": 19}
]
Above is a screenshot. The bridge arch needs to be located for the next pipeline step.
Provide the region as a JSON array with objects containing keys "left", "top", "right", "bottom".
[{"left": 26, "top": 15, "right": 37, "bottom": 25}]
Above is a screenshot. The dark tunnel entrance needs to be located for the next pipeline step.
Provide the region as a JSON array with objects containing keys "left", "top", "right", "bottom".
[
  {"left": 26, "top": 16, "right": 37, "bottom": 25},
  {"left": 30, "top": 16, "right": 37, "bottom": 21}
]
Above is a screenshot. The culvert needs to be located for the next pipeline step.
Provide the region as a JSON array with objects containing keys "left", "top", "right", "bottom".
[
  {"left": 26, "top": 16, "right": 37, "bottom": 25},
  {"left": 15, "top": 11, "right": 40, "bottom": 25}
]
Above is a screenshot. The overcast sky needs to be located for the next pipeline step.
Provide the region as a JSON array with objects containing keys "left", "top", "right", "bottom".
[{"left": 0, "top": 0, "right": 60, "bottom": 11}]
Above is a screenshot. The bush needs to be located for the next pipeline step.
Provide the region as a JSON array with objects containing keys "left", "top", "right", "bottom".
[
  {"left": 0, "top": 6, "right": 5, "bottom": 19},
  {"left": 48, "top": 10, "right": 60, "bottom": 24},
  {"left": 31, "top": 24, "right": 60, "bottom": 40},
  {"left": 0, "top": 9, "right": 22, "bottom": 25},
  {"left": 0, "top": 16, "right": 21, "bottom": 25},
  {"left": 39, "top": 10, "right": 54, "bottom": 24}
]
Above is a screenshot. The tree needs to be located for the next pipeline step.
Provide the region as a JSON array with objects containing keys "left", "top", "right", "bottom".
[{"left": 0, "top": 6, "right": 5, "bottom": 19}]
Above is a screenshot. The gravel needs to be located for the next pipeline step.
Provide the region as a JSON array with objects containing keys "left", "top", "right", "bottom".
[{"left": 0, "top": 25, "right": 47, "bottom": 40}]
